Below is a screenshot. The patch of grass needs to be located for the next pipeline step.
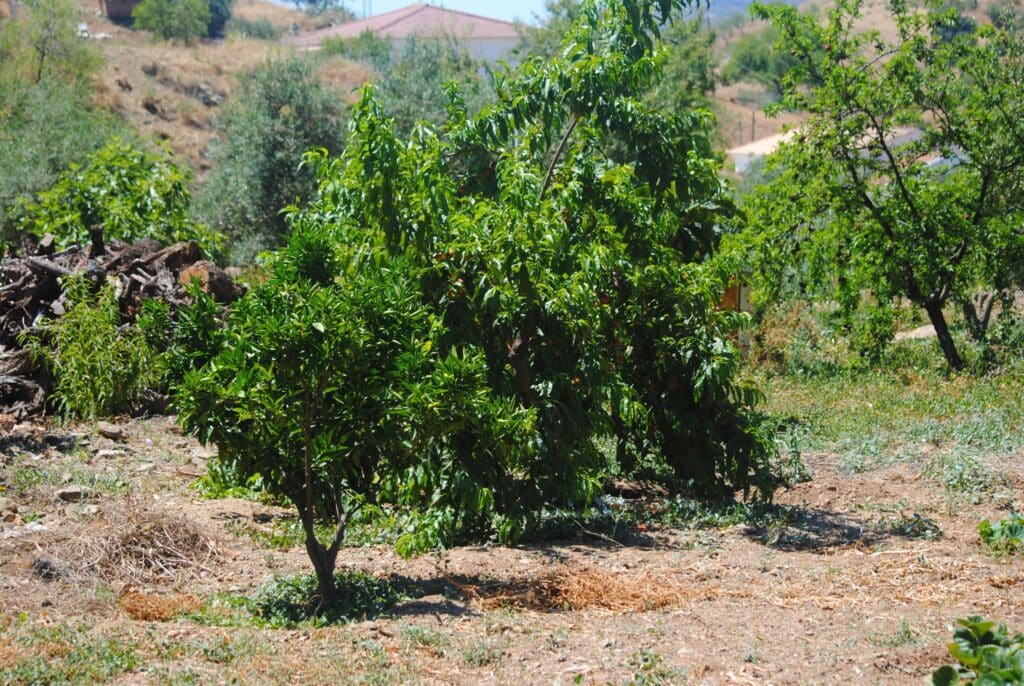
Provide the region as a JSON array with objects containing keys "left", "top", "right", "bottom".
[
  {"left": 923, "top": 450, "right": 1007, "bottom": 501},
  {"left": 869, "top": 618, "right": 920, "bottom": 648},
  {"left": 867, "top": 512, "right": 942, "bottom": 540},
  {"left": 758, "top": 360, "right": 1024, "bottom": 475},
  {"left": 401, "top": 625, "right": 449, "bottom": 657},
  {"left": 624, "top": 648, "right": 686, "bottom": 685},
  {"left": 459, "top": 636, "right": 505, "bottom": 667},
  {"left": 0, "top": 620, "right": 140, "bottom": 685},
  {"left": 250, "top": 571, "right": 406, "bottom": 628}
]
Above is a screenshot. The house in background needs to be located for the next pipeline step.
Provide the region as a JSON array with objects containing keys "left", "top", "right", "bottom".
[
  {"left": 727, "top": 126, "right": 935, "bottom": 175},
  {"left": 286, "top": 3, "right": 521, "bottom": 62},
  {"left": 726, "top": 131, "right": 796, "bottom": 174}
]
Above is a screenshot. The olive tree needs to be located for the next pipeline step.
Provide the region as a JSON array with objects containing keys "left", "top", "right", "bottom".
[{"left": 743, "top": 0, "right": 1024, "bottom": 369}]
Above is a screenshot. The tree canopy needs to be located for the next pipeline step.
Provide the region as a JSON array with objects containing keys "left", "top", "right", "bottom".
[
  {"left": 740, "top": 0, "right": 1024, "bottom": 369},
  {"left": 180, "top": 0, "right": 779, "bottom": 605}
]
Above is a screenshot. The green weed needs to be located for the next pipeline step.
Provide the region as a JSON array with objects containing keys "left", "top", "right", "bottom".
[
  {"left": 869, "top": 618, "right": 920, "bottom": 648},
  {"left": 250, "top": 571, "right": 406, "bottom": 628},
  {"left": 978, "top": 512, "right": 1024, "bottom": 555},
  {"left": 624, "top": 648, "right": 685, "bottom": 685},
  {"left": 459, "top": 636, "right": 505, "bottom": 667},
  {"left": 401, "top": 625, "right": 449, "bottom": 657},
  {"left": 0, "top": 620, "right": 139, "bottom": 685},
  {"left": 932, "top": 617, "right": 1024, "bottom": 684}
]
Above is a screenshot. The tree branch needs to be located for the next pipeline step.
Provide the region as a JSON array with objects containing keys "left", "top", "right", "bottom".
[{"left": 539, "top": 114, "right": 582, "bottom": 201}]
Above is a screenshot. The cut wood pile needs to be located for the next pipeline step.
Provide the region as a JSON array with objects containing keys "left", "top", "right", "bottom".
[{"left": 0, "top": 232, "right": 241, "bottom": 419}]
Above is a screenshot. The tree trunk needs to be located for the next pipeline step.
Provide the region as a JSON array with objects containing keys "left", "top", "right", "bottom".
[
  {"left": 959, "top": 292, "right": 997, "bottom": 342},
  {"left": 303, "top": 530, "right": 338, "bottom": 607},
  {"left": 924, "top": 301, "right": 964, "bottom": 370}
]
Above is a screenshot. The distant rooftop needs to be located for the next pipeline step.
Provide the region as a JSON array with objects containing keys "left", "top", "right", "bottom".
[
  {"left": 287, "top": 3, "right": 521, "bottom": 48},
  {"left": 726, "top": 131, "right": 798, "bottom": 157}
]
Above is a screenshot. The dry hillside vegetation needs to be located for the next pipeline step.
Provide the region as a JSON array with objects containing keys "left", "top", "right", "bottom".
[{"left": 73, "top": 0, "right": 369, "bottom": 175}]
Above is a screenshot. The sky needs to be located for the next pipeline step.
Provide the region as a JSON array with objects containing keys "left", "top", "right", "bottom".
[{"left": 348, "top": 1, "right": 552, "bottom": 24}]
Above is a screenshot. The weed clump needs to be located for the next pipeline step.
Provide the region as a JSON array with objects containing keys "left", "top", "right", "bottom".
[
  {"left": 250, "top": 571, "right": 405, "bottom": 627},
  {"left": 978, "top": 512, "right": 1024, "bottom": 556}
]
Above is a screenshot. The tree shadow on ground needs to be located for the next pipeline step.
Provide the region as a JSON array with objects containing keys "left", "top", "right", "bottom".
[
  {"left": 0, "top": 430, "right": 82, "bottom": 456},
  {"left": 741, "top": 505, "right": 919, "bottom": 552}
]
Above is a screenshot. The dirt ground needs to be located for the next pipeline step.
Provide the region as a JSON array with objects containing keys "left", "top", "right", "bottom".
[{"left": 1, "top": 416, "right": 1022, "bottom": 685}]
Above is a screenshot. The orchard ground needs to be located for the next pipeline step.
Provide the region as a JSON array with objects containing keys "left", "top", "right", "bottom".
[{"left": 1, "top": 366, "right": 1022, "bottom": 685}]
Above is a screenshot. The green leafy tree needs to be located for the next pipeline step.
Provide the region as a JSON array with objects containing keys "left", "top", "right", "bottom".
[
  {"left": 648, "top": 14, "right": 718, "bottom": 112},
  {"left": 518, "top": 1, "right": 718, "bottom": 116},
  {"left": 515, "top": 0, "right": 585, "bottom": 58},
  {"left": 719, "top": 24, "right": 796, "bottom": 99},
  {"left": 195, "top": 58, "right": 346, "bottom": 264},
  {"left": 132, "top": 0, "right": 211, "bottom": 43},
  {"left": 373, "top": 36, "right": 492, "bottom": 137},
  {"left": 742, "top": 0, "right": 1024, "bottom": 369},
  {"left": 0, "top": 0, "right": 100, "bottom": 84},
  {"left": 181, "top": 0, "right": 778, "bottom": 605},
  {"left": 0, "top": 79, "right": 122, "bottom": 250},
  {"left": 18, "top": 138, "right": 223, "bottom": 256},
  {"left": 179, "top": 232, "right": 533, "bottom": 603}
]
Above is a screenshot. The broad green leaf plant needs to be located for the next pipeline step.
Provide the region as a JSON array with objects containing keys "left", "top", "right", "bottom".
[
  {"left": 18, "top": 138, "right": 223, "bottom": 257},
  {"left": 179, "top": 0, "right": 779, "bottom": 605}
]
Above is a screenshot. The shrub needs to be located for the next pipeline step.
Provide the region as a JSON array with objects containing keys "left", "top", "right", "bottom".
[
  {"left": 224, "top": 15, "right": 280, "bottom": 39},
  {"left": 320, "top": 29, "right": 390, "bottom": 70},
  {"left": 0, "top": 78, "right": 122, "bottom": 250},
  {"left": 181, "top": 0, "right": 779, "bottom": 603},
  {"left": 24, "top": 277, "right": 160, "bottom": 419},
  {"left": 17, "top": 138, "right": 223, "bottom": 257},
  {"left": 132, "top": 0, "right": 211, "bottom": 43},
  {"left": 206, "top": 0, "right": 232, "bottom": 37},
  {"left": 978, "top": 512, "right": 1024, "bottom": 555},
  {"left": 137, "top": 282, "right": 225, "bottom": 393},
  {"left": 194, "top": 58, "right": 346, "bottom": 264},
  {"left": 932, "top": 617, "right": 1024, "bottom": 684}
]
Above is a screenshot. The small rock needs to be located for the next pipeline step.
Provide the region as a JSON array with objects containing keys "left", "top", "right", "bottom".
[
  {"left": 193, "top": 446, "right": 217, "bottom": 460},
  {"left": 94, "top": 449, "right": 126, "bottom": 459},
  {"left": 41, "top": 599, "right": 53, "bottom": 607},
  {"left": 0, "top": 497, "right": 13, "bottom": 512},
  {"left": 96, "top": 422, "right": 125, "bottom": 441},
  {"left": 31, "top": 557, "right": 61, "bottom": 580},
  {"left": 135, "top": 462, "right": 156, "bottom": 473},
  {"left": 56, "top": 485, "right": 92, "bottom": 502},
  {"left": 82, "top": 505, "right": 100, "bottom": 515},
  {"left": 24, "top": 521, "right": 47, "bottom": 532}
]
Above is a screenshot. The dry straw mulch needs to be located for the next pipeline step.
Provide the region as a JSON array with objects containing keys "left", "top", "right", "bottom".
[
  {"left": 120, "top": 592, "right": 202, "bottom": 621},
  {"left": 452, "top": 566, "right": 746, "bottom": 612}
]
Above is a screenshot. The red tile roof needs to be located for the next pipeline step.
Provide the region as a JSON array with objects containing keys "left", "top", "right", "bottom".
[{"left": 288, "top": 3, "right": 521, "bottom": 48}]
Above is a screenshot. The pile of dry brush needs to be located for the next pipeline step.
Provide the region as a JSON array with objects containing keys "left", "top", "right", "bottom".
[{"left": 0, "top": 229, "right": 241, "bottom": 418}]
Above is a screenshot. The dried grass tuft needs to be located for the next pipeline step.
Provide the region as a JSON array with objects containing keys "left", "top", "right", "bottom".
[
  {"left": 121, "top": 592, "right": 202, "bottom": 621},
  {"left": 35, "top": 500, "right": 220, "bottom": 585}
]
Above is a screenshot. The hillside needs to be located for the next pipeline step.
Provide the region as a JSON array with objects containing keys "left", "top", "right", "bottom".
[{"left": 72, "top": 0, "right": 370, "bottom": 177}]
